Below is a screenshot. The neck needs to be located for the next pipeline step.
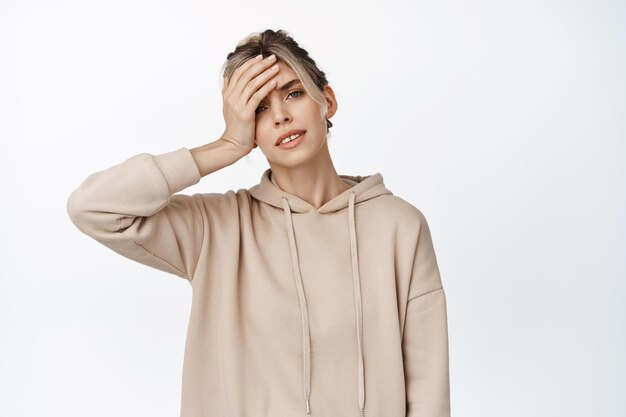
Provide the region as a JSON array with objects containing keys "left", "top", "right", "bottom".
[{"left": 269, "top": 141, "right": 352, "bottom": 209}]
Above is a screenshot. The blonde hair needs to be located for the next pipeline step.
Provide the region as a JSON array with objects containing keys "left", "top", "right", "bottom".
[{"left": 221, "top": 29, "right": 333, "bottom": 133}]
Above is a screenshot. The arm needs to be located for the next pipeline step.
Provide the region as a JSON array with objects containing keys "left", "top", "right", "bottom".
[
  {"left": 66, "top": 138, "right": 247, "bottom": 281},
  {"left": 402, "top": 215, "right": 451, "bottom": 416}
]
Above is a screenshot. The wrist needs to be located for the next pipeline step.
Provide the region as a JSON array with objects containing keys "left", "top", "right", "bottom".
[{"left": 219, "top": 134, "right": 254, "bottom": 155}]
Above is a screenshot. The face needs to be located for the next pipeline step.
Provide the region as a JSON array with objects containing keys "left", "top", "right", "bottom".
[{"left": 253, "top": 60, "right": 337, "bottom": 168}]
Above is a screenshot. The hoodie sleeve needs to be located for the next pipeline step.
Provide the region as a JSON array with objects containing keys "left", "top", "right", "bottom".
[
  {"left": 402, "top": 214, "right": 451, "bottom": 417},
  {"left": 66, "top": 147, "right": 204, "bottom": 281}
]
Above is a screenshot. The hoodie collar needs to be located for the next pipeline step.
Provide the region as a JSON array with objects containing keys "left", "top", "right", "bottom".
[{"left": 249, "top": 168, "right": 392, "bottom": 214}]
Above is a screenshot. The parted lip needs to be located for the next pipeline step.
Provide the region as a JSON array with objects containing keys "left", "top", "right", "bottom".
[{"left": 275, "top": 130, "right": 306, "bottom": 146}]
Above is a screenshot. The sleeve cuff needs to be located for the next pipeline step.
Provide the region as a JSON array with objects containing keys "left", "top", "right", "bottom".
[{"left": 152, "top": 147, "right": 202, "bottom": 195}]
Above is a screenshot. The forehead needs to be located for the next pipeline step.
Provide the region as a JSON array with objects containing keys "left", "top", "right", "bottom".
[
  {"left": 275, "top": 60, "right": 295, "bottom": 74},
  {"left": 272, "top": 60, "right": 299, "bottom": 84},
  {"left": 262, "top": 61, "right": 303, "bottom": 97}
]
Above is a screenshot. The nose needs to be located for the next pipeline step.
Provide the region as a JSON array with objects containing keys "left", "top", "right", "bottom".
[{"left": 272, "top": 105, "right": 291, "bottom": 127}]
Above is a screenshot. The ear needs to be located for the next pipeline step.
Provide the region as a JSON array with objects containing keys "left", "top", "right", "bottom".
[{"left": 323, "top": 84, "right": 338, "bottom": 118}]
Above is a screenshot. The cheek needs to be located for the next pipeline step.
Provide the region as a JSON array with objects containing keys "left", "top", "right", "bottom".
[
  {"left": 254, "top": 119, "right": 274, "bottom": 146},
  {"left": 254, "top": 116, "right": 269, "bottom": 131},
  {"left": 298, "top": 101, "right": 322, "bottom": 123}
]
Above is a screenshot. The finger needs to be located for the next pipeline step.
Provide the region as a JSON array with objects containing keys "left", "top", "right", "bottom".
[
  {"left": 240, "top": 62, "right": 280, "bottom": 107},
  {"left": 246, "top": 74, "right": 278, "bottom": 113},
  {"left": 230, "top": 55, "right": 277, "bottom": 101},
  {"left": 224, "top": 54, "right": 264, "bottom": 96}
]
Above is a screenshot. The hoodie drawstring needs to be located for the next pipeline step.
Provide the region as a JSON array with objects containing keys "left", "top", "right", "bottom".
[
  {"left": 280, "top": 196, "right": 312, "bottom": 414},
  {"left": 348, "top": 191, "right": 366, "bottom": 416},
  {"left": 280, "top": 191, "right": 365, "bottom": 415}
]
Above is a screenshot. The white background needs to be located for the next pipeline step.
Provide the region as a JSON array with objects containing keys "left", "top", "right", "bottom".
[{"left": 1, "top": 0, "right": 624, "bottom": 416}]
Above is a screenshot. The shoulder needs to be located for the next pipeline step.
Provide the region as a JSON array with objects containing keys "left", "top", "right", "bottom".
[
  {"left": 371, "top": 194, "right": 430, "bottom": 229},
  {"left": 182, "top": 188, "right": 244, "bottom": 212}
]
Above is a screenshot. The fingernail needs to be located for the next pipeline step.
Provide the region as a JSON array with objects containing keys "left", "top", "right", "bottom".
[
  {"left": 255, "top": 54, "right": 263, "bottom": 61},
  {"left": 268, "top": 54, "right": 276, "bottom": 60}
]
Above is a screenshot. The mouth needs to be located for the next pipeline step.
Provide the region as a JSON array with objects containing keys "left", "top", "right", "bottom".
[{"left": 275, "top": 130, "right": 306, "bottom": 146}]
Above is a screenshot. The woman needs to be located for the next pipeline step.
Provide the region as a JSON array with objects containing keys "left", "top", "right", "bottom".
[{"left": 67, "top": 29, "right": 450, "bottom": 417}]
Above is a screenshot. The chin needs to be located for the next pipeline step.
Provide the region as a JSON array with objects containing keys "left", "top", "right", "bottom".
[{"left": 273, "top": 140, "right": 327, "bottom": 169}]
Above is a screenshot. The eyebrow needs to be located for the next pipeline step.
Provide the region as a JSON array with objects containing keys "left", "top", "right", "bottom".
[
  {"left": 277, "top": 79, "right": 302, "bottom": 92},
  {"left": 259, "top": 79, "right": 302, "bottom": 105}
]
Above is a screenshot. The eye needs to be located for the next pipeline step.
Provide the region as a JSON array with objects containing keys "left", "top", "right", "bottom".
[
  {"left": 255, "top": 89, "right": 304, "bottom": 115},
  {"left": 288, "top": 89, "right": 303, "bottom": 99}
]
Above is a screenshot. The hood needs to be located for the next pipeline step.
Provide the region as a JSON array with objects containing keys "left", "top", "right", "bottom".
[
  {"left": 249, "top": 168, "right": 393, "bottom": 415},
  {"left": 249, "top": 168, "right": 392, "bottom": 214}
]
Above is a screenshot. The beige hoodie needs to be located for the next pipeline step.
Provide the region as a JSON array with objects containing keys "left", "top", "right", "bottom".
[{"left": 66, "top": 146, "right": 450, "bottom": 417}]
